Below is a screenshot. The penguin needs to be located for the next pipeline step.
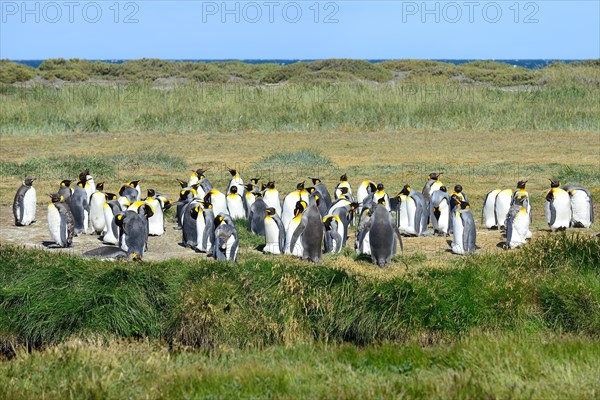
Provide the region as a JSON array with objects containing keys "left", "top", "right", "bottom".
[
  {"left": 190, "top": 203, "right": 206, "bottom": 252},
  {"left": 226, "top": 168, "right": 245, "bottom": 196},
  {"left": 58, "top": 179, "right": 74, "bottom": 204},
  {"left": 357, "top": 180, "right": 376, "bottom": 215},
  {"left": 285, "top": 200, "right": 307, "bottom": 256},
  {"left": 81, "top": 246, "right": 130, "bottom": 260},
  {"left": 505, "top": 195, "right": 531, "bottom": 249},
  {"left": 244, "top": 183, "right": 257, "bottom": 217},
  {"left": 13, "top": 177, "right": 36, "bottom": 226},
  {"left": 78, "top": 168, "right": 96, "bottom": 200},
  {"left": 102, "top": 196, "right": 122, "bottom": 245},
  {"left": 282, "top": 182, "right": 310, "bottom": 229},
  {"left": 355, "top": 204, "right": 373, "bottom": 255},
  {"left": 373, "top": 184, "right": 391, "bottom": 211},
  {"left": 47, "top": 193, "right": 74, "bottom": 248},
  {"left": 368, "top": 199, "right": 403, "bottom": 267},
  {"left": 396, "top": 184, "right": 429, "bottom": 236},
  {"left": 510, "top": 180, "right": 532, "bottom": 238},
  {"left": 187, "top": 168, "right": 208, "bottom": 187},
  {"left": 482, "top": 189, "right": 501, "bottom": 229},
  {"left": 422, "top": 172, "right": 443, "bottom": 204},
  {"left": 451, "top": 199, "right": 477, "bottom": 255},
  {"left": 182, "top": 199, "right": 201, "bottom": 248},
  {"left": 309, "top": 177, "right": 332, "bottom": 210},
  {"left": 128, "top": 202, "right": 154, "bottom": 251},
  {"left": 127, "top": 180, "right": 142, "bottom": 201},
  {"left": 337, "top": 187, "right": 354, "bottom": 202},
  {"left": 71, "top": 183, "right": 90, "bottom": 236},
  {"left": 563, "top": 184, "right": 594, "bottom": 228},
  {"left": 205, "top": 189, "right": 228, "bottom": 216},
  {"left": 142, "top": 189, "right": 164, "bottom": 236},
  {"left": 263, "top": 181, "right": 282, "bottom": 216},
  {"left": 174, "top": 188, "right": 197, "bottom": 229},
  {"left": 451, "top": 184, "right": 469, "bottom": 203},
  {"left": 323, "top": 214, "right": 344, "bottom": 254},
  {"left": 89, "top": 182, "right": 106, "bottom": 234},
  {"left": 247, "top": 194, "right": 268, "bottom": 236},
  {"left": 226, "top": 186, "right": 246, "bottom": 220},
  {"left": 494, "top": 189, "right": 513, "bottom": 229},
  {"left": 545, "top": 178, "right": 571, "bottom": 231},
  {"left": 200, "top": 201, "right": 216, "bottom": 255},
  {"left": 334, "top": 173, "right": 352, "bottom": 200},
  {"left": 429, "top": 186, "right": 451, "bottom": 236},
  {"left": 115, "top": 210, "right": 148, "bottom": 258},
  {"left": 331, "top": 206, "right": 351, "bottom": 247},
  {"left": 289, "top": 195, "right": 324, "bottom": 263},
  {"left": 213, "top": 214, "right": 239, "bottom": 261},
  {"left": 119, "top": 183, "right": 139, "bottom": 206},
  {"left": 264, "top": 207, "right": 286, "bottom": 255}
]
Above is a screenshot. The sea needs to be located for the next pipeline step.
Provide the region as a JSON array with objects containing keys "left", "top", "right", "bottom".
[{"left": 11, "top": 59, "right": 585, "bottom": 70}]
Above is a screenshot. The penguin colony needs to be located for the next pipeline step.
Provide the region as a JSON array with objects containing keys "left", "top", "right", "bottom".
[{"left": 12, "top": 169, "right": 595, "bottom": 265}]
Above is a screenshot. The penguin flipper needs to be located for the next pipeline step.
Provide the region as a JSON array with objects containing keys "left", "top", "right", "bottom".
[
  {"left": 289, "top": 220, "right": 306, "bottom": 255},
  {"left": 331, "top": 231, "right": 343, "bottom": 253},
  {"left": 549, "top": 201, "right": 557, "bottom": 227},
  {"left": 275, "top": 217, "right": 286, "bottom": 253},
  {"left": 462, "top": 213, "right": 476, "bottom": 253},
  {"left": 393, "top": 225, "right": 403, "bottom": 252}
]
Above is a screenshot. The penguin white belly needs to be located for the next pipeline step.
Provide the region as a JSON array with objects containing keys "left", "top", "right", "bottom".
[
  {"left": 195, "top": 212, "right": 207, "bottom": 252},
  {"left": 285, "top": 218, "right": 303, "bottom": 256},
  {"left": 429, "top": 182, "right": 442, "bottom": 197},
  {"left": 546, "top": 189, "right": 571, "bottom": 230},
  {"left": 227, "top": 196, "right": 246, "bottom": 219},
  {"left": 188, "top": 175, "right": 199, "bottom": 187},
  {"left": 451, "top": 213, "right": 465, "bottom": 255},
  {"left": 264, "top": 190, "right": 281, "bottom": 215},
  {"left": 433, "top": 202, "right": 450, "bottom": 234},
  {"left": 362, "top": 232, "right": 372, "bottom": 255},
  {"left": 245, "top": 194, "right": 256, "bottom": 215},
  {"left": 483, "top": 190, "right": 500, "bottom": 228},
  {"left": 212, "top": 194, "right": 228, "bottom": 216},
  {"left": 264, "top": 217, "right": 282, "bottom": 254},
  {"left": 148, "top": 206, "right": 164, "bottom": 236},
  {"left": 281, "top": 193, "right": 300, "bottom": 229},
  {"left": 494, "top": 190, "right": 512, "bottom": 228},
  {"left": 47, "top": 204, "right": 63, "bottom": 246},
  {"left": 21, "top": 188, "right": 37, "bottom": 225},
  {"left": 102, "top": 205, "right": 118, "bottom": 244},
  {"left": 570, "top": 191, "right": 592, "bottom": 228},
  {"left": 118, "top": 196, "right": 130, "bottom": 209},
  {"left": 404, "top": 197, "right": 417, "bottom": 235},
  {"left": 90, "top": 194, "right": 105, "bottom": 234},
  {"left": 508, "top": 209, "right": 530, "bottom": 248},
  {"left": 225, "top": 235, "right": 238, "bottom": 261}
]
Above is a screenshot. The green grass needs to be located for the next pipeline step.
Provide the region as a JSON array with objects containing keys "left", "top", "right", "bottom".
[
  {"left": 0, "top": 153, "right": 188, "bottom": 179},
  {"left": 1, "top": 334, "right": 599, "bottom": 399},
  {"left": 1, "top": 233, "right": 598, "bottom": 353},
  {"left": 2, "top": 59, "right": 599, "bottom": 133}
]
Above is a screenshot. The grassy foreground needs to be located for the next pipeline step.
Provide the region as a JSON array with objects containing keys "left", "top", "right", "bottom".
[{"left": 2, "top": 334, "right": 599, "bottom": 399}]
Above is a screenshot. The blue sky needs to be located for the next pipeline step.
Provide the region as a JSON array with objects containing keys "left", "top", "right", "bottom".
[{"left": 1, "top": 1, "right": 598, "bottom": 59}]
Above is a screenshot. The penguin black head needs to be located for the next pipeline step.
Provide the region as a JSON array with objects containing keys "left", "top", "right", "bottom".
[
  {"left": 195, "top": 168, "right": 208, "bottom": 177},
  {"left": 191, "top": 205, "right": 201, "bottom": 219},
  {"left": 428, "top": 172, "right": 441, "bottom": 181},
  {"left": 77, "top": 181, "right": 85, "bottom": 189},
  {"left": 399, "top": 184, "right": 411, "bottom": 196},
  {"left": 296, "top": 181, "right": 305, "bottom": 190},
  {"left": 24, "top": 177, "right": 35, "bottom": 186},
  {"left": 549, "top": 178, "right": 560, "bottom": 188},
  {"left": 48, "top": 193, "right": 62, "bottom": 203},
  {"left": 377, "top": 197, "right": 386, "bottom": 206},
  {"left": 294, "top": 200, "right": 307, "bottom": 216},
  {"left": 323, "top": 216, "right": 333, "bottom": 230},
  {"left": 517, "top": 180, "right": 528, "bottom": 189},
  {"left": 314, "top": 194, "right": 321, "bottom": 207},
  {"left": 376, "top": 183, "right": 384, "bottom": 192},
  {"left": 309, "top": 177, "right": 321, "bottom": 185},
  {"left": 339, "top": 187, "right": 349, "bottom": 195},
  {"left": 115, "top": 213, "right": 125, "bottom": 228},
  {"left": 268, "top": 181, "right": 276, "bottom": 189},
  {"left": 105, "top": 192, "right": 118, "bottom": 201},
  {"left": 60, "top": 179, "right": 73, "bottom": 187},
  {"left": 230, "top": 186, "right": 238, "bottom": 194},
  {"left": 244, "top": 183, "right": 254, "bottom": 192},
  {"left": 368, "top": 182, "right": 377, "bottom": 192},
  {"left": 266, "top": 207, "right": 276, "bottom": 216},
  {"left": 96, "top": 182, "right": 104, "bottom": 191},
  {"left": 228, "top": 168, "right": 237, "bottom": 177},
  {"left": 306, "top": 187, "right": 316, "bottom": 194},
  {"left": 176, "top": 178, "right": 187, "bottom": 188},
  {"left": 340, "top": 173, "right": 348, "bottom": 182},
  {"left": 454, "top": 184, "right": 463, "bottom": 193},
  {"left": 129, "top": 180, "right": 141, "bottom": 187},
  {"left": 214, "top": 215, "right": 225, "bottom": 227},
  {"left": 201, "top": 200, "right": 212, "bottom": 209},
  {"left": 350, "top": 202, "right": 360, "bottom": 211},
  {"left": 439, "top": 186, "right": 447, "bottom": 193},
  {"left": 460, "top": 201, "right": 471, "bottom": 210},
  {"left": 147, "top": 189, "right": 155, "bottom": 198},
  {"left": 78, "top": 168, "right": 90, "bottom": 182},
  {"left": 254, "top": 192, "right": 263, "bottom": 198},
  {"left": 251, "top": 178, "right": 260, "bottom": 185}
]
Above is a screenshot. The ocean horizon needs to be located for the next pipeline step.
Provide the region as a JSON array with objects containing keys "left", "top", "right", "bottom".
[{"left": 11, "top": 59, "right": 588, "bottom": 70}]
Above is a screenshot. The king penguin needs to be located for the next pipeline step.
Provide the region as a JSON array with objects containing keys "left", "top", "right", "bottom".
[
  {"left": 13, "top": 177, "right": 36, "bottom": 226},
  {"left": 78, "top": 168, "right": 96, "bottom": 200},
  {"left": 264, "top": 207, "right": 286, "bottom": 255},
  {"left": 58, "top": 179, "right": 74, "bottom": 204},
  {"left": 226, "top": 186, "right": 246, "bottom": 219},
  {"left": 289, "top": 194, "right": 324, "bottom": 263},
  {"left": 451, "top": 199, "right": 477, "bottom": 255},
  {"left": 47, "top": 193, "right": 74, "bottom": 248},
  {"left": 247, "top": 193, "right": 268, "bottom": 236},
  {"left": 226, "top": 168, "right": 245, "bottom": 196},
  {"left": 102, "top": 194, "right": 122, "bottom": 245},
  {"left": 334, "top": 173, "right": 353, "bottom": 200},
  {"left": 422, "top": 172, "right": 443, "bottom": 204},
  {"left": 505, "top": 194, "right": 531, "bottom": 249},
  {"left": 430, "top": 186, "right": 451, "bottom": 236},
  {"left": 145, "top": 189, "right": 165, "bottom": 236},
  {"left": 482, "top": 189, "right": 501, "bottom": 229},
  {"left": 205, "top": 189, "right": 228, "bottom": 216},
  {"left": 563, "top": 184, "right": 594, "bottom": 228},
  {"left": 494, "top": 189, "right": 513, "bottom": 229},
  {"left": 323, "top": 214, "right": 344, "bottom": 254},
  {"left": 263, "top": 181, "right": 282, "bottom": 216},
  {"left": 115, "top": 210, "right": 148, "bottom": 259},
  {"left": 89, "top": 182, "right": 106, "bottom": 234},
  {"left": 71, "top": 182, "right": 90, "bottom": 236},
  {"left": 368, "top": 199, "right": 403, "bottom": 267},
  {"left": 244, "top": 183, "right": 257, "bottom": 217},
  {"left": 396, "top": 184, "right": 429, "bottom": 236},
  {"left": 285, "top": 200, "right": 307, "bottom": 256},
  {"left": 282, "top": 182, "right": 310, "bottom": 229},
  {"left": 309, "top": 177, "right": 332, "bottom": 210},
  {"left": 356, "top": 180, "right": 376, "bottom": 215},
  {"left": 213, "top": 214, "right": 239, "bottom": 262},
  {"left": 545, "top": 178, "right": 571, "bottom": 231}
]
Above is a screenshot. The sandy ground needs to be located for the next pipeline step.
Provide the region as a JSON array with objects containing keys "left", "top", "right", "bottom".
[{"left": 3, "top": 203, "right": 591, "bottom": 265}]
